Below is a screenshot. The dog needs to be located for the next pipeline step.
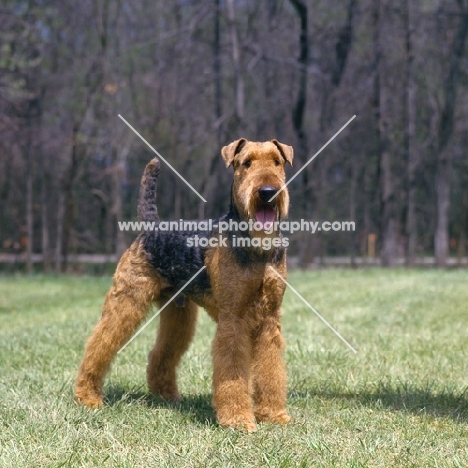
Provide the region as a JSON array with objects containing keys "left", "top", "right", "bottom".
[{"left": 75, "top": 138, "right": 293, "bottom": 432}]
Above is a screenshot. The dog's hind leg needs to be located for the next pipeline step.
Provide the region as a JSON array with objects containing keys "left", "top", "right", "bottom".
[
  {"left": 75, "top": 241, "right": 160, "bottom": 408},
  {"left": 147, "top": 297, "right": 198, "bottom": 401}
]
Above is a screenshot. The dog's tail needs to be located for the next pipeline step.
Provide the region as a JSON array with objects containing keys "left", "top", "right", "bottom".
[{"left": 137, "top": 158, "right": 160, "bottom": 222}]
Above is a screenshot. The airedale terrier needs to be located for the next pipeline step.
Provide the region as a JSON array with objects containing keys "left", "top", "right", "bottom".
[{"left": 75, "top": 138, "right": 293, "bottom": 432}]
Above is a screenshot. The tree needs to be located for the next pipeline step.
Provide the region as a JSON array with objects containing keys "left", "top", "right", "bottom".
[{"left": 434, "top": 2, "right": 468, "bottom": 266}]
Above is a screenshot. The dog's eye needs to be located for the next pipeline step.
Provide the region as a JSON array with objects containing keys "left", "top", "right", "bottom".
[
  {"left": 243, "top": 160, "right": 251, "bottom": 168},
  {"left": 274, "top": 160, "right": 280, "bottom": 166}
]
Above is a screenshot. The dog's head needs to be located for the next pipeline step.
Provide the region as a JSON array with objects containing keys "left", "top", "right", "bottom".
[{"left": 222, "top": 139, "right": 293, "bottom": 230}]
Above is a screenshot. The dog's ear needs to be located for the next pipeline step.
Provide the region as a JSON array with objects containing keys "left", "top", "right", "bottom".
[
  {"left": 221, "top": 138, "right": 247, "bottom": 168},
  {"left": 271, "top": 140, "right": 293, "bottom": 166}
]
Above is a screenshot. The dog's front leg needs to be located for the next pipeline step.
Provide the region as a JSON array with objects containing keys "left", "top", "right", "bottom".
[
  {"left": 212, "top": 315, "right": 257, "bottom": 432},
  {"left": 251, "top": 316, "right": 291, "bottom": 424}
]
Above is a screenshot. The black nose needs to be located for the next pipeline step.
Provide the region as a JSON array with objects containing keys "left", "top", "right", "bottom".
[{"left": 258, "top": 186, "right": 277, "bottom": 203}]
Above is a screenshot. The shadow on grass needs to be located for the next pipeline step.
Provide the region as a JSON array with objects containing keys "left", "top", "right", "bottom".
[
  {"left": 101, "top": 382, "right": 468, "bottom": 426},
  {"left": 104, "top": 385, "right": 217, "bottom": 426},
  {"left": 291, "top": 383, "right": 468, "bottom": 423}
]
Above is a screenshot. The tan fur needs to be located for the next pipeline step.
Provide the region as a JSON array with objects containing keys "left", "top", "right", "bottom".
[{"left": 75, "top": 139, "right": 294, "bottom": 432}]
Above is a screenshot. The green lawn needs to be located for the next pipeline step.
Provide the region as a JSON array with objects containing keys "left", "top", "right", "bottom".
[{"left": 0, "top": 269, "right": 467, "bottom": 467}]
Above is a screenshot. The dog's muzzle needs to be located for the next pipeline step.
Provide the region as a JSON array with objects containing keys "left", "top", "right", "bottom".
[{"left": 255, "top": 186, "right": 278, "bottom": 227}]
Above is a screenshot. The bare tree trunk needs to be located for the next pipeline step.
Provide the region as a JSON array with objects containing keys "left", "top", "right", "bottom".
[
  {"left": 289, "top": 0, "right": 310, "bottom": 266},
  {"left": 197, "top": 2, "right": 224, "bottom": 221},
  {"left": 35, "top": 92, "right": 51, "bottom": 273},
  {"left": 457, "top": 195, "right": 467, "bottom": 263},
  {"left": 24, "top": 15, "right": 38, "bottom": 274},
  {"left": 290, "top": 0, "right": 308, "bottom": 167},
  {"left": 375, "top": 0, "right": 397, "bottom": 267},
  {"left": 380, "top": 150, "right": 397, "bottom": 266},
  {"left": 435, "top": 152, "right": 452, "bottom": 266},
  {"left": 349, "top": 156, "right": 358, "bottom": 267},
  {"left": 25, "top": 94, "right": 41, "bottom": 273},
  {"left": 435, "top": 9, "right": 468, "bottom": 266},
  {"left": 361, "top": 162, "right": 371, "bottom": 261},
  {"left": 0, "top": 157, "right": 12, "bottom": 246},
  {"left": 55, "top": 194, "right": 64, "bottom": 273},
  {"left": 405, "top": 0, "right": 417, "bottom": 267},
  {"left": 332, "top": 0, "right": 356, "bottom": 88},
  {"left": 59, "top": 0, "right": 109, "bottom": 270},
  {"left": 198, "top": 0, "right": 223, "bottom": 221},
  {"left": 330, "top": 0, "right": 357, "bottom": 265},
  {"left": 213, "top": 0, "right": 222, "bottom": 146},
  {"left": 226, "top": 0, "right": 244, "bottom": 123},
  {"left": 111, "top": 159, "right": 124, "bottom": 258},
  {"left": 26, "top": 137, "right": 33, "bottom": 274},
  {"left": 61, "top": 126, "right": 79, "bottom": 272},
  {"left": 40, "top": 138, "right": 51, "bottom": 272},
  {"left": 116, "top": 220, "right": 127, "bottom": 262},
  {"left": 458, "top": 229, "right": 466, "bottom": 263}
]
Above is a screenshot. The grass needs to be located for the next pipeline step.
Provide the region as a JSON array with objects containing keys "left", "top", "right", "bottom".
[{"left": 1, "top": 269, "right": 468, "bottom": 467}]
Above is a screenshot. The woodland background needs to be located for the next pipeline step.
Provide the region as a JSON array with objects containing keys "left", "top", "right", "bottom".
[{"left": 1, "top": 0, "right": 468, "bottom": 271}]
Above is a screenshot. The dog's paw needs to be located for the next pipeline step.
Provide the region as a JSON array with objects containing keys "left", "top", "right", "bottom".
[
  {"left": 160, "top": 390, "right": 181, "bottom": 402},
  {"left": 255, "top": 408, "right": 291, "bottom": 424},
  {"left": 216, "top": 408, "right": 257, "bottom": 432},
  {"left": 148, "top": 382, "right": 181, "bottom": 402},
  {"left": 218, "top": 416, "right": 257, "bottom": 433},
  {"left": 75, "top": 390, "right": 104, "bottom": 409},
  {"left": 270, "top": 411, "right": 292, "bottom": 424},
  {"left": 238, "top": 420, "right": 257, "bottom": 433}
]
